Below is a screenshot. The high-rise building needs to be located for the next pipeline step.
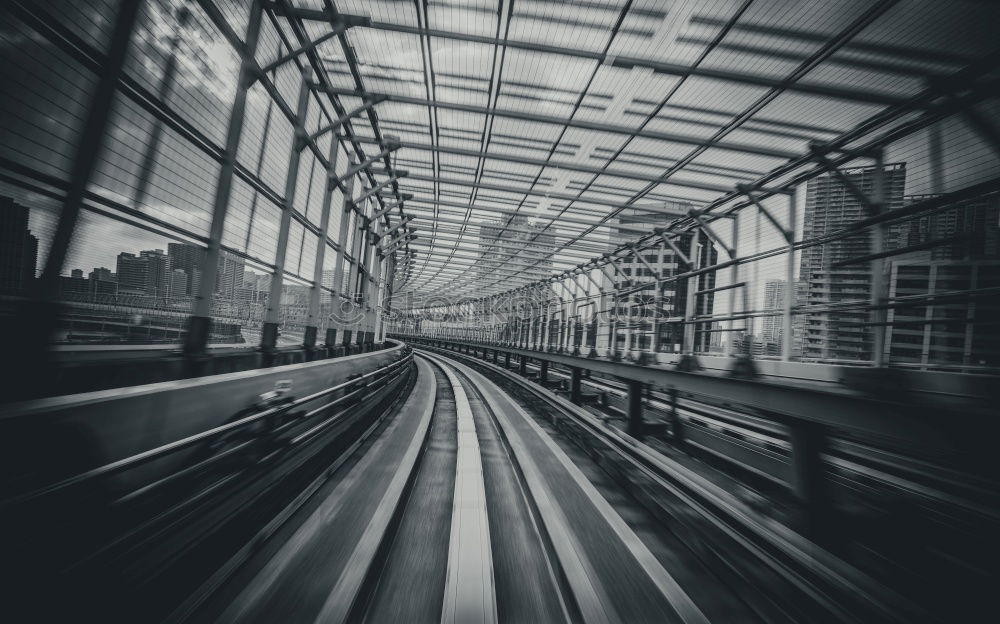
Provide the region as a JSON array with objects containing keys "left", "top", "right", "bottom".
[
  {"left": 885, "top": 260, "right": 1000, "bottom": 368},
  {"left": 166, "top": 269, "right": 189, "bottom": 298},
  {"left": 882, "top": 192, "right": 1000, "bottom": 368},
  {"left": 88, "top": 267, "right": 114, "bottom": 282},
  {"left": 598, "top": 202, "right": 709, "bottom": 353},
  {"left": 891, "top": 193, "right": 1000, "bottom": 261},
  {"left": 116, "top": 252, "right": 148, "bottom": 294},
  {"left": 88, "top": 267, "right": 117, "bottom": 296},
  {"left": 478, "top": 215, "right": 555, "bottom": 283},
  {"left": 798, "top": 163, "right": 907, "bottom": 362},
  {"left": 216, "top": 252, "right": 245, "bottom": 300},
  {"left": 57, "top": 272, "right": 89, "bottom": 297},
  {"left": 167, "top": 243, "right": 205, "bottom": 295},
  {"left": 0, "top": 195, "right": 39, "bottom": 293},
  {"left": 140, "top": 249, "right": 169, "bottom": 297},
  {"left": 760, "top": 279, "right": 786, "bottom": 349}
]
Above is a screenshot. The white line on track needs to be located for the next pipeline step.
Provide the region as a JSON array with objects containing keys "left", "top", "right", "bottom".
[{"left": 420, "top": 352, "right": 498, "bottom": 624}]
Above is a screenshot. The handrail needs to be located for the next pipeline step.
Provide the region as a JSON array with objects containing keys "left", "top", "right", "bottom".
[{"left": 2, "top": 352, "right": 413, "bottom": 507}]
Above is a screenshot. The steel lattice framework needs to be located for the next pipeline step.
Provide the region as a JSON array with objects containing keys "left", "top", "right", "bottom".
[{"left": 2, "top": 0, "right": 999, "bottom": 372}]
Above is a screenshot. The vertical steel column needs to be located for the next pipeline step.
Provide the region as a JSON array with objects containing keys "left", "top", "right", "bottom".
[
  {"left": 559, "top": 280, "right": 571, "bottom": 353},
  {"left": 514, "top": 313, "right": 523, "bottom": 350},
  {"left": 15, "top": 0, "right": 142, "bottom": 386},
  {"left": 539, "top": 359, "right": 548, "bottom": 384},
  {"left": 356, "top": 208, "right": 376, "bottom": 348},
  {"left": 132, "top": 5, "right": 189, "bottom": 211},
  {"left": 725, "top": 215, "right": 739, "bottom": 357},
  {"left": 12, "top": 0, "right": 141, "bottom": 398},
  {"left": 608, "top": 287, "right": 618, "bottom": 356},
  {"left": 541, "top": 295, "right": 551, "bottom": 352},
  {"left": 333, "top": 155, "right": 356, "bottom": 350},
  {"left": 186, "top": 1, "right": 263, "bottom": 354},
  {"left": 668, "top": 388, "right": 684, "bottom": 445},
  {"left": 373, "top": 248, "right": 390, "bottom": 343},
  {"left": 306, "top": 124, "right": 339, "bottom": 352},
  {"left": 519, "top": 353, "right": 527, "bottom": 376},
  {"left": 683, "top": 230, "right": 702, "bottom": 353},
  {"left": 650, "top": 241, "right": 665, "bottom": 357},
  {"left": 570, "top": 367, "right": 582, "bottom": 404},
  {"left": 870, "top": 150, "right": 888, "bottom": 366},
  {"left": 783, "top": 191, "right": 797, "bottom": 361},
  {"left": 524, "top": 290, "right": 537, "bottom": 349},
  {"left": 262, "top": 67, "right": 312, "bottom": 351},
  {"left": 570, "top": 276, "right": 581, "bottom": 355},
  {"left": 532, "top": 287, "right": 542, "bottom": 350},
  {"left": 626, "top": 379, "right": 644, "bottom": 439},
  {"left": 347, "top": 193, "right": 369, "bottom": 349}
]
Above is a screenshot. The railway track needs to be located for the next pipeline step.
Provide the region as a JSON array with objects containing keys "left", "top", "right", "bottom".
[
  {"left": 11, "top": 342, "right": 985, "bottom": 622},
  {"left": 186, "top": 351, "right": 726, "bottom": 623}
]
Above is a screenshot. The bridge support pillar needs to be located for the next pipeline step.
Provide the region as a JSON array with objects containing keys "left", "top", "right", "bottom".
[
  {"left": 519, "top": 354, "right": 527, "bottom": 376},
  {"left": 325, "top": 328, "right": 342, "bottom": 357},
  {"left": 625, "top": 378, "right": 644, "bottom": 440},
  {"left": 303, "top": 326, "right": 318, "bottom": 360},
  {"left": 342, "top": 330, "right": 353, "bottom": 355},
  {"left": 539, "top": 360, "right": 548, "bottom": 384},
  {"left": 570, "top": 367, "right": 582, "bottom": 404},
  {"left": 505, "top": 351, "right": 511, "bottom": 369},
  {"left": 261, "top": 321, "right": 279, "bottom": 352},
  {"left": 303, "top": 326, "right": 318, "bottom": 349},
  {"left": 492, "top": 349, "right": 499, "bottom": 364},
  {"left": 668, "top": 388, "right": 684, "bottom": 445},
  {"left": 789, "top": 422, "right": 833, "bottom": 542}
]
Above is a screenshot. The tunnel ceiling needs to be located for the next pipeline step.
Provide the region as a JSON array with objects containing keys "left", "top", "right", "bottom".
[{"left": 268, "top": 0, "right": 997, "bottom": 305}]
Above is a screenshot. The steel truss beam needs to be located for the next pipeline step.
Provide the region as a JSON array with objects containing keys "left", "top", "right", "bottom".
[
  {"left": 271, "top": 4, "right": 907, "bottom": 106},
  {"left": 314, "top": 86, "right": 801, "bottom": 160},
  {"left": 373, "top": 171, "right": 707, "bottom": 215},
  {"left": 405, "top": 246, "right": 594, "bottom": 265},
  {"left": 406, "top": 199, "right": 657, "bottom": 234},
  {"left": 413, "top": 222, "right": 610, "bottom": 252},
  {"left": 349, "top": 136, "right": 745, "bottom": 191}
]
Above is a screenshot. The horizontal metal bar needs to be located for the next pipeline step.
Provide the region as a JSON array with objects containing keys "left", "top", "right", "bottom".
[
  {"left": 696, "top": 281, "right": 746, "bottom": 296},
  {"left": 695, "top": 326, "right": 748, "bottom": 333}
]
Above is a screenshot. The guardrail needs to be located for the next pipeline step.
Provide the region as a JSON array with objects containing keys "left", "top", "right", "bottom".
[
  {"left": 27, "top": 335, "right": 391, "bottom": 399},
  {"left": 0, "top": 340, "right": 410, "bottom": 503}
]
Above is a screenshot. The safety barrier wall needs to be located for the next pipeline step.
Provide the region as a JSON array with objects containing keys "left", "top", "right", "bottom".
[{"left": 0, "top": 340, "right": 408, "bottom": 495}]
